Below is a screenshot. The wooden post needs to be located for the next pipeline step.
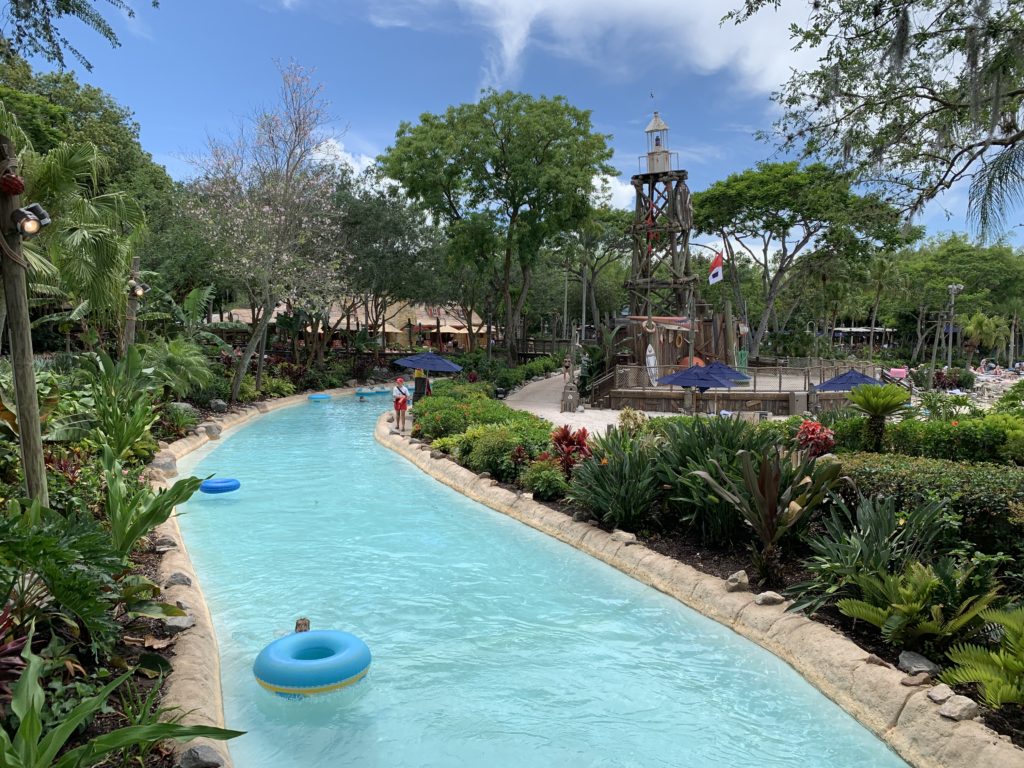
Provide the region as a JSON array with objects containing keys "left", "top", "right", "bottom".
[
  {"left": 0, "top": 137, "right": 48, "bottom": 506},
  {"left": 927, "top": 314, "right": 942, "bottom": 391}
]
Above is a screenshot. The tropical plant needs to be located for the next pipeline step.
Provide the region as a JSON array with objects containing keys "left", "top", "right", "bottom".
[
  {"left": 787, "top": 495, "right": 959, "bottom": 614},
  {"left": 0, "top": 628, "right": 242, "bottom": 768},
  {"left": 137, "top": 337, "right": 214, "bottom": 399},
  {"left": 837, "top": 558, "right": 1003, "bottom": 651},
  {"left": 943, "top": 607, "right": 1024, "bottom": 709},
  {"left": 77, "top": 347, "right": 157, "bottom": 460},
  {"left": 617, "top": 407, "right": 648, "bottom": 436},
  {"left": 101, "top": 445, "right": 202, "bottom": 559},
  {"left": 568, "top": 427, "right": 661, "bottom": 530},
  {"left": 848, "top": 383, "right": 910, "bottom": 452},
  {"left": 962, "top": 312, "right": 1011, "bottom": 367},
  {"left": 795, "top": 420, "right": 835, "bottom": 458},
  {"left": 550, "top": 425, "right": 591, "bottom": 479},
  {"left": 693, "top": 449, "right": 843, "bottom": 582},
  {"left": 0, "top": 606, "right": 26, "bottom": 704}
]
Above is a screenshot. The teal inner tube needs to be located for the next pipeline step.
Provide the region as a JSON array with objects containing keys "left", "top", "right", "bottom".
[
  {"left": 253, "top": 630, "right": 371, "bottom": 699},
  {"left": 199, "top": 478, "right": 240, "bottom": 494},
  {"left": 354, "top": 389, "right": 388, "bottom": 396},
  {"left": 308, "top": 393, "right": 331, "bottom": 400}
]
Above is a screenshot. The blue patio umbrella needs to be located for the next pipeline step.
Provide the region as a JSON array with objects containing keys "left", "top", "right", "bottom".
[
  {"left": 706, "top": 360, "right": 751, "bottom": 381},
  {"left": 657, "top": 365, "right": 736, "bottom": 392},
  {"left": 814, "top": 368, "right": 883, "bottom": 392},
  {"left": 391, "top": 351, "right": 463, "bottom": 373}
]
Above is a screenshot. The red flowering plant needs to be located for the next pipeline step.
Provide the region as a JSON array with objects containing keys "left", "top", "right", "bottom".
[
  {"left": 795, "top": 419, "right": 835, "bottom": 458},
  {"left": 550, "top": 425, "right": 592, "bottom": 479}
]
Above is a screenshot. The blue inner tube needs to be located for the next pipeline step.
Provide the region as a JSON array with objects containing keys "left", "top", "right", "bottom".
[
  {"left": 253, "top": 630, "right": 371, "bottom": 698},
  {"left": 199, "top": 478, "right": 241, "bottom": 494},
  {"left": 354, "top": 389, "right": 388, "bottom": 396},
  {"left": 307, "top": 393, "right": 331, "bottom": 400}
]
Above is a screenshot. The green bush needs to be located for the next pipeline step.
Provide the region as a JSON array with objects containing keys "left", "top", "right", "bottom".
[
  {"left": 838, "top": 452, "right": 1024, "bottom": 567},
  {"left": 657, "top": 417, "right": 774, "bottom": 546},
  {"left": 830, "top": 416, "right": 871, "bottom": 452},
  {"left": 568, "top": 428, "right": 661, "bottom": 531},
  {"left": 884, "top": 417, "right": 1008, "bottom": 463},
  {"left": 259, "top": 375, "right": 296, "bottom": 398},
  {"left": 943, "top": 606, "right": 1024, "bottom": 708},
  {"left": 430, "top": 379, "right": 494, "bottom": 400},
  {"left": 412, "top": 395, "right": 531, "bottom": 441},
  {"left": 463, "top": 426, "right": 524, "bottom": 481},
  {"left": 187, "top": 373, "right": 231, "bottom": 409},
  {"left": 995, "top": 379, "right": 1024, "bottom": 415},
  {"left": 520, "top": 458, "right": 569, "bottom": 501},
  {"left": 753, "top": 415, "right": 803, "bottom": 446}
]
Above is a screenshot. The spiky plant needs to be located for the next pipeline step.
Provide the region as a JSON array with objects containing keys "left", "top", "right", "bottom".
[
  {"left": 848, "top": 383, "right": 910, "bottom": 452},
  {"left": 943, "top": 607, "right": 1024, "bottom": 708}
]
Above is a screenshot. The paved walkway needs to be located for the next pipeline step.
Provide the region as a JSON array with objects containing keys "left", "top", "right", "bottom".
[{"left": 504, "top": 374, "right": 664, "bottom": 436}]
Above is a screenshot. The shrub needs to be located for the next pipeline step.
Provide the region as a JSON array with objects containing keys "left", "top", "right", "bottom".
[
  {"left": 694, "top": 448, "right": 843, "bottom": 583},
  {"left": 753, "top": 415, "right": 803, "bottom": 446},
  {"left": 943, "top": 607, "right": 1024, "bottom": 708},
  {"left": 837, "top": 558, "right": 1002, "bottom": 652},
  {"left": 259, "top": 375, "right": 296, "bottom": 398},
  {"left": 884, "top": 417, "right": 1007, "bottom": 463},
  {"left": 412, "top": 394, "right": 531, "bottom": 441},
  {"left": 617, "top": 407, "right": 648, "bottom": 435},
  {"left": 568, "top": 428, "right": 661, "bottom": 531},
  {"left": 463, "top": 425, "right": 523, "bottom": 482},
  {"left": 550, "top": 425, "right": 591, "bottom": 479},
  {"left": 995, "top": 379, "right": 1024, "bottom": 415},
  {"left": 788, "top": 495, "right": 960, "bottom": 614},
  {"left": 796, "top": 420, "right": 835, "bottom": 458},
  {"left": 848, "top": 383, "right": 910, "bottom": 452},
  {"left": 657, "top": 417, "right": 774, "bottom": 546},
  {"left": 910, "top": 367, "right": 976, "bottom": 391},
  {"left": 188, "top": 373, "right": 231, "bottom": 409},
  {"left": 520, "top": 458, "right": 569, "bottom": 501},
  {"left": 829, "top": 416, "right": 871, "bottom": 452},
  {"left": 77, "top": 348, "right": 158, "bottom": 461},
  {"left": 837, "top": 452, "right": 1024, "bottom": 569}
]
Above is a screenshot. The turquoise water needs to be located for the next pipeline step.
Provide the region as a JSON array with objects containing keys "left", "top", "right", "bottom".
[{"left": 176, "top": 400, "right": 908, "bottom": 768}]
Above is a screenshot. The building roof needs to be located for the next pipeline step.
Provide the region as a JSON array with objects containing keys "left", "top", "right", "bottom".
[{"left": 645, "top": 111, "right": 669, "bottom": 132}]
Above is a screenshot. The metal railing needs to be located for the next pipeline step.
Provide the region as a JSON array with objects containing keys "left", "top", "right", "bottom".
[{"left": 612, "top": 363, "right": 880, "bottom": 393}]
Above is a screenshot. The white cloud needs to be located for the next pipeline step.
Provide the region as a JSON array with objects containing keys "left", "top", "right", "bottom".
[
  {"left": 366, "top": 0, "right": 817, "bottom": 93},
  {"left": 315, "top": 137, "right": 376, "bottom": 174},
  {"left": 594, "top": 174, "right": 635, "bottom": 210}
]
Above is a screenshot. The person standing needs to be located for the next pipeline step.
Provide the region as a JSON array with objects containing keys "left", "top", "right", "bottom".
[
  {"left": 562, "top": 356, "right": 570, "bottom": 380},
  {"left": 392, "top": 376, "right": 410, "bottom": 431}
]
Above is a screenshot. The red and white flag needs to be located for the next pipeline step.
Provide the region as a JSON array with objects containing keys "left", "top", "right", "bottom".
[{"left": 708, "top": 251, "right": 724, "bottom": 285}]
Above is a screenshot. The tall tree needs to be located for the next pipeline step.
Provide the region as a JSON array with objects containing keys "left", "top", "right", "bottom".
[
  {"left": 380, "top": 89, "right": 614, "bottom": 363},
  {"left": 193, "top": 62, "right": 344, "bottom": 403},
  {"left": 693, "top": 162, "right": 909, "bottom": 356},
  {"left": 727, "top": 1, "right": 1024, "bottom": 237},
  {"left": 0, "top": 1, "right": 158, "bottom": 70}
]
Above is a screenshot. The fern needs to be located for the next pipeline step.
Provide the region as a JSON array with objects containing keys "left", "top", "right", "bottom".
[{"left": 943, "top": 607, "right": 1024, "bottom": 708}]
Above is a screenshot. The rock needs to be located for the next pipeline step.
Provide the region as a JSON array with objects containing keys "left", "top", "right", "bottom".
[
  {"left": 419, "top": 444, "right": 432, "bottom": 451},
  {"left": 386, "top": 414, "right": 395, "bottom": 423},
  {"left": 152, "top": 535, "right": 177, "bottom": 549},
  {"left": 864, "top": 654, "right": 893, "bottom": 668},
  {"left": 209, "top": 399, "right": 228, "bottom": 413},
  {"left": 610, "top": 530, "right": 637, "bottom": 544},
  {"left": 389, "top": 429, "right": 401, "bottom": 435},
  {"left": 408, "top": 438, "right": 421, "bottom": 445},
  {"left": 169, "top": 401, "right": 200, "bottom": 417},
  {"left": 938, "top": 695, "right": 979, "bottom": 721},
  {"left": 164, "top": 614, "right": 196, "bottom": 635},
  {"left": 347, "top": 379, "right": 359, "bottom": 388},
  {"left": 572, "top": 509, "right": 593, "bottom": 522},
  {"left": 478, "top": 472, "right": 491, "bottom": 480},
  {"left": 255, "top": 402, "right": 270, "bottom": 413},
  {"left": 725, "top": 570, "right": 750, "bottom": 593},
  {"left": 928, "top": 683, "right": 955, "bottom": 703},
  {"left": 142, "top": 468, "right": 166, "bottom": 483},
  {"left": 177, "top": 744, "right": 226, "bottom": 768},
  {"left": 899, "top": 650, "right": 941, "bottom": 677},
  {"left": 200, "top": 422, "right": 222, "bottom": 439},
  {"left": 149, "top": 453, "right": 178, "bottom": 478},
  {"left": 430, "top": 450, "right": 445, "bottom": 459},
  {"left": 164, "top": 571, "right": 192, "bottom": 588},
  {"left": 754, "top": 591, "right": 785, "bottom": 606},
  {"left": 901, "top": 672, "right": 931, "bottom": 686},
  {"left": 157, "top": 440, "right": 169, "bottom": 449}
]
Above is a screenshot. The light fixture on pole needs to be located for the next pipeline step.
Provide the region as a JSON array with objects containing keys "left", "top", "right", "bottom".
[
  {"left": 11, "top": 203, "right": 51, "bottom": 239},
  {"left": 126, "top": 279, "right": 150, "bottom": 299}
]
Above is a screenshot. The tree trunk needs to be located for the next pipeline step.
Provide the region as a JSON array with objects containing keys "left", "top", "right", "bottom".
[
  {"left": 231, "top": 298, "right": 275, "bottom": 403},
  {"left": 868, "top": 288, "right": 882, "bottom": 354},
  {"left": 255, "top": 320, "right": 268, "bottom": 390}
]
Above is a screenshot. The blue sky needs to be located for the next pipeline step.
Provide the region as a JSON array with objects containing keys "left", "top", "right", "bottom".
[{"left": 42, "top": 0, "right": 995, "bottom": 240}]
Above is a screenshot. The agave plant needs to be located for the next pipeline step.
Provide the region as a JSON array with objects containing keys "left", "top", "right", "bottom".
[
  {"left": 943, "top": 606, "right": 1024, "bottom": 708},
  {"left": 848, "top": 383, "right": 910, "bottom": 452},
  {"left": 693, "top": 448, "right": 843, "bottom": 582}
]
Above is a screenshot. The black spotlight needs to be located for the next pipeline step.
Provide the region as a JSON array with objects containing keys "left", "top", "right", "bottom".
[{"left": 11, "top": 203, "right": 51, "bottom": 238}]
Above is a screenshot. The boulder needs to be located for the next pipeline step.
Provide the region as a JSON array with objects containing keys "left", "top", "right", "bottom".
[
  {"left": 164, "top": 614, "right": 196, "bottom": 635},
  {"left": 347, "top": 379, "right": 359, "bottom": 388},
  {"left": 168, "top": 401, "right": 200, "bottom": 418},
  {"left": 610, "top": 530, "right": 637, "bottom": 544},
  {"left": 898, "top": 650, "right": 941, "bottom": 677},
  {"left": 754, "top": 591, "right": 785, "bottom": 606},
  {"left": 200, "top": 422, "right": 222, "bottom": 439},
  {"left": 725, "top": 570, "right": 750, "bottom": 593},
  {"left": 208, "top": 399, "right": 228, "bottom": 413},
  {"left": 149, "top": 453, "right": 178, "bottom": 478},
  {"left": 386, "top": 414, "right": 395, "bottom": 423},
  {"left": 938, "top": 695, "right": 979, "bottom": 721},
  {"left": 901, "top": 672, "right": 931, "bottom": 686},
  {"left": 164, "top": 571, "right": 192, "bottom": 588},
  {"left": 864, "top": 654, "right": 893, "bottom": 668},
  {"left": 430, "top": 450, "right": 445, "bottom": 459},
  {"left": 177, "top": 745, "right": 226, "bottom": 768},
  {"left": 572, "top": 509, "right": 594, "bottom": 522},
  {"left": 152, "top": 535, "right": 177, "bottom": 549}
]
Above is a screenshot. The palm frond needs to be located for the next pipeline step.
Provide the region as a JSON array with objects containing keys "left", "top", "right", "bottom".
[{"left": 969, "top": 143, "right": 1024, "bottom": 242}]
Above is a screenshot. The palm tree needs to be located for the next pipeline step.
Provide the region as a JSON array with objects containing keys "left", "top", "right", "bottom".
[
  {"left": 848, "top": 383, "right": 910, "bottom": 452},
  {"left": 963, "top": 312, "right": 1011, "bottom": 367},
  {"left": 866, "top": 254, "right": 902, "bottom": 354},
  {"left": 0, "top": 101, "right": 143, "bottom": 350}
]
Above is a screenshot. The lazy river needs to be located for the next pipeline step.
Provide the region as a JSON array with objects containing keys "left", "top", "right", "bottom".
[{"left": 176, "top": 399, "right": 908, "bottom": 768}]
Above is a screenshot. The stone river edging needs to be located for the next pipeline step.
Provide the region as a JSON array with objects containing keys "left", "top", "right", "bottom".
[
  {"left": 147, "top": 389, "right": 353, "bottom": 768},
  {"left": 374, "top": 413, "right": 1024, "bottom": 768}
]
